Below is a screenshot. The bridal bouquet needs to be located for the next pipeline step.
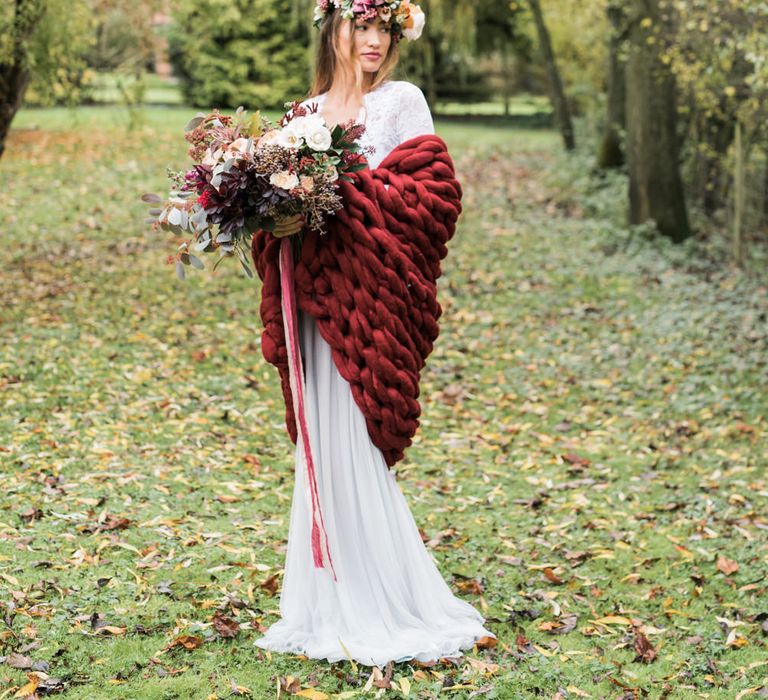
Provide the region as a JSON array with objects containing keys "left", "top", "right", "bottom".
[{"left": 141, "top": 102, "right": 370, "bottom": 279}]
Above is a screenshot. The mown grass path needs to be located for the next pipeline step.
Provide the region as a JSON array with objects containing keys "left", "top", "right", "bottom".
[{"left": 1, "top": 107, "right": 766, "bottom": 699}]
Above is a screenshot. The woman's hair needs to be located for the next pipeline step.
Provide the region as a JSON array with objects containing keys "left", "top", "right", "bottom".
[{"left": 306, "top": 11, "right": 400, "bottom": 101}]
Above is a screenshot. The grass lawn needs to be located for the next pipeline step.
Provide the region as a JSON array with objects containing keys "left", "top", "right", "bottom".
[
  {"left": 82, "top": 72, "right": 550, "bottom": 118},
  {"left": 0, "top": 103, "right": 767, "bottom": 699}
]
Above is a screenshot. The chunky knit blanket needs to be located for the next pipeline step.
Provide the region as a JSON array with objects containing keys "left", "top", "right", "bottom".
[{"left": 251, "top": 133, "right": 462, "bottom": 469}]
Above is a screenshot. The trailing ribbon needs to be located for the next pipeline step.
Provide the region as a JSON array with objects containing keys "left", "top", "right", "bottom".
[{"left": 278, "top": 236, "right": 338, "bottom": 582}]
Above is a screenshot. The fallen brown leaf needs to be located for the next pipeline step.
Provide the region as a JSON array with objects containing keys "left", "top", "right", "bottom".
[
  {"left": 716, "top": 556, "right": 739, "bottom": 576},
  {"left": 539, "top": 614, "right": 577, "bottom": 635},
  {"left": 260, "top": 573, "right": 280, "bottom": 596},
  {"left": 543, "top": 567, "right": 565, "bottom": 585},
  {"left": 475, "top": 635, "right": 497, "bottom": 649},
  {"left": 212, "top": 611, "right": 240, "bottom": 639},
  {"left": 633, "top": 626, "right": 658, "bottom": 663},
  {"left": 279, "top": 675, "right": 301, "bottom": 694},
  {"left": 166, "top": 634, "right": 203, "bottom": 651}
]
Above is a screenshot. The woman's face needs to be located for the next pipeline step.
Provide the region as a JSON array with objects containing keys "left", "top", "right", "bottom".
[{"left": 341, "top": 15, "right": 392, "bottom": 74}]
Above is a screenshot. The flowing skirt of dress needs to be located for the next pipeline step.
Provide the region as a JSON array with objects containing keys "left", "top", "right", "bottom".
[{"left": 253, "top": 310, "right": 496, "bottom": 667}]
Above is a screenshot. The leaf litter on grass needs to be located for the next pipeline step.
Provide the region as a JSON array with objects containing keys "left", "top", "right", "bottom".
[{"left": 0, "top": 110, "right": 767, "bottom": 699}]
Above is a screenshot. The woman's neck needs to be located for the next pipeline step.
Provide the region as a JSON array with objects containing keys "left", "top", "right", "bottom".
[{"left": 325, "top": 73, "right": 378, "bottom": 102}]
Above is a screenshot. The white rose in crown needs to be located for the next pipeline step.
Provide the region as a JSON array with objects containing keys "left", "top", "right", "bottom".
[
  {"left": 269, "top": 170, "right": 300, "bottom": 190},
  {"left": 305, "top": 123, "right": 333, "bottom": 152},
  {"left": 402, "top": 5, "right": 425, "bottom": 41}
]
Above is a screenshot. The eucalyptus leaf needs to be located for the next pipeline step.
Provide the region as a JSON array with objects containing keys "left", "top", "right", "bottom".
[
  {"left": 184, "top": 113, "right": 206, "bottom": 131},
  {"left": 191, "top": 208, "right": 207, "bottom": 226},
  {"left": 188, "top": 254, "right": 205, "bottom": 270},
  {"left": 168, "top": 207, "right": 183, "bottom": 226},
  {"left": 141, "top": 192, "right": 163, "bottom": 203},
  {"left": 240, "top": 258, "right": 254, "bottom": 278},
  {"left": 175, "top": 261, "right": 186, "bottom": 280}
]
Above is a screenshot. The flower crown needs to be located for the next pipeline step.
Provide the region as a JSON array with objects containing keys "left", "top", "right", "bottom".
[{"left": 313, "top": 0, "right": 426, "bottom": 42}]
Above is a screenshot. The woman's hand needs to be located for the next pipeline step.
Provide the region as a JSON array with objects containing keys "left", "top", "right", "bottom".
[{"left": 272, "top": 213, "right": 305, "bottom": 238}]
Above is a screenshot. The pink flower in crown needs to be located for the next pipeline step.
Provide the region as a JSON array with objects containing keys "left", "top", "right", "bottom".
[{"left": 353, "top": 0, "right": 386, "bottom": 14}]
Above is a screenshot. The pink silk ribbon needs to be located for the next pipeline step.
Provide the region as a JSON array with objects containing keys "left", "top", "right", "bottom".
[{"left": 278, "top": 236, "right": 338, "bottom": 582}]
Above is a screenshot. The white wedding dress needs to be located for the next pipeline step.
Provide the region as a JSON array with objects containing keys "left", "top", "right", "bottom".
[{"left": 253, "top": 80, "right": 495, "bottom": 667}]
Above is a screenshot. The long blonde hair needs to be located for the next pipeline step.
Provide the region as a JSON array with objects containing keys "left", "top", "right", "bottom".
[{"left": 306, "top": 11, "right": 400, "bottom": 102}]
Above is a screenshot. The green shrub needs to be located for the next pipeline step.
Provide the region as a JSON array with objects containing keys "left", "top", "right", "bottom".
[{"left": 168, "top": 0, "right": 311, "bottom": 111}]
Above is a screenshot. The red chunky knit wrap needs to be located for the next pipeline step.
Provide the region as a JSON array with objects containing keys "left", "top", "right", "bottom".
[{"left": 251, "top": 133, "right": 462, "bottom": 467}]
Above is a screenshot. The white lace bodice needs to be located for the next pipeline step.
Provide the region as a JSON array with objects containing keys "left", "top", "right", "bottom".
[{"left": 298, "top": 80, "right": 435, "bottom": 169}]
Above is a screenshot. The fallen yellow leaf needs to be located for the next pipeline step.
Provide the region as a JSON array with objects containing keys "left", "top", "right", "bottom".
[
  {"left": 593, "top": 616, "right": 632, "bottom": 626},
  {"left": 296, "top": 690, "right": 328, "bottom": 699}
]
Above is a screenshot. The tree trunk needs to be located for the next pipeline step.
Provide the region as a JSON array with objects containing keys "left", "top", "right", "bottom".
[
  {"left": 763, "top": 147, "right": 768, "bottom": 229},
  {"left": 527, "top": 0, "right": 575, "bottom": 150},
  {"left": 700, "top": 115, "right": 735, "bottom": 216},
  {"left": 0, "top": 62, "right": 30, "bottom": 160},
  {"left": 425, "top": 37, "right": 437, "bottom": 108},
  {"left": 420, "top": 0, "right": 437, "bottom": 109},
  {"left": 597, "top": 2, "right": 627, "bottom": 168},
  {"left": 501, "top": 42, "right": 511, "bottom": 117},
  {"left": 625, "top": 0, "right": 690, "bottom": 242},
  {"left": 0, "top": 0, "right": 44, "bottom": 160}
]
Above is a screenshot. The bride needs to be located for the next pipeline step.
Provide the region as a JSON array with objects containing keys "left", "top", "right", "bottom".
[{"left": 253, "top": 0, "right": 496, "bottom": 667}]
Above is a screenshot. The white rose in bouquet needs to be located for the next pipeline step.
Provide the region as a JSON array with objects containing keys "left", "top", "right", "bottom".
[
  {"left": 202, "top": 146, "right": 224, "bottom": 167},
  {"left": 305, "top": 123, "right": 333, "bottom": 152},
  {"left": 226, "top": 137, "right": 254, "bottom": 157},
  {"left": 289, "top": 113, "right": 326, "bottom": 139},
  {"left": 277, "top": 123, "right": 304, "bottom": 149},
  {"left": 257, "top": 129, "right": 281, "bottom": 148},
  {"left": 269, "top": 170, "right": 300, "bottom": 190}
]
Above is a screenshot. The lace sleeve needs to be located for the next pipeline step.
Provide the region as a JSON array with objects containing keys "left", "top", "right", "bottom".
[{"left": 395, "top": 83, "right": 435, "bottom": 144}]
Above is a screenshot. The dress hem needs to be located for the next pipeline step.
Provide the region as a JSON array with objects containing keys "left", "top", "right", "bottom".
[{"left": 252, "top": 624, "right": 496, "bottom": 667}]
